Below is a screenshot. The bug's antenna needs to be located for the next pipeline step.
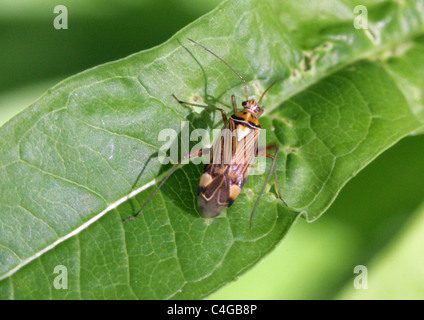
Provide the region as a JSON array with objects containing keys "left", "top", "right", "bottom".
[
  {"left": 188, "top": 39, "right": 249, "bottom": 101},
  {"left": 258, "top": 78, "right": 284, "bottom": 104}
]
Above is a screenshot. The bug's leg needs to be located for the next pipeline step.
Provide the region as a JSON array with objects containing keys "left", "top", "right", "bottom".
[
  {"left": 231, "top": 95, "right": 237, "bottom": 114},
  {"left": 172, "top": 94, "right": 227, "bottom": 123},
  {"left": 250, "top": 145, "right": 287, "bottom": 228},
  {"left": 123, "top": 148, "right": 208, "bottom": 223},
  {"left": 256, "top": 109, "right": 264, "bottom": 118},
  {"left": 257, "top": 145, "right": 287, "bottom": 205}
]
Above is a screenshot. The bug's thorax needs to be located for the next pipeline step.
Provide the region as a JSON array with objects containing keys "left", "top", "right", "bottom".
[{"left": 231, "top": 99, "right": 262, "bottom": 128}]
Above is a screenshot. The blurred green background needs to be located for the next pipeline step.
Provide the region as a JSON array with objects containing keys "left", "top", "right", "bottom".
[{"left": 1, "top": 0, "right": 424, "bottom": 299}]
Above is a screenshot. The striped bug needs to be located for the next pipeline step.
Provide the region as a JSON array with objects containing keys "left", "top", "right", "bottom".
[{"left": 124, "top": 39, "right": 287, "bottom": 226}]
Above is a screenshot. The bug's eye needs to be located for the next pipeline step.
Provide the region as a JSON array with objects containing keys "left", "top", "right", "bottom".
[{"left": 242, "top": 101, "right": 247, "bottom": 106}]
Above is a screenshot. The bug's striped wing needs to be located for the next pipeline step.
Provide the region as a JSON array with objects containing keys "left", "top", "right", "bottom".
[
  {"left": 231, "top": 120, "right": 260, "bottom": 178},
  {"left": 197, "top": 119, "right": 260, "bottom": 218}
]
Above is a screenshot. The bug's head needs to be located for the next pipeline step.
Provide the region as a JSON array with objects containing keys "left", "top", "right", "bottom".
[{"left": 242, "top": 99, "right": 263, "bottom": 116}]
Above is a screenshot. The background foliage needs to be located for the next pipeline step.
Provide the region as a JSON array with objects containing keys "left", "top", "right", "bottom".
[{"left": 1, "top": 0, "right": 424, "bottom": 299}]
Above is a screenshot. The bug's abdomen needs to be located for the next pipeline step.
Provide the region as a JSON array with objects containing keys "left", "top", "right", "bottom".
[{"left": 198, "top": 163, "right": 249, "bottom": 218}]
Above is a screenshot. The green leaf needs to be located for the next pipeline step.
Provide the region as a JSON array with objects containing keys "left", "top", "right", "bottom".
[
  {"left": 210, "top": 134, "right": 424, "bottom": 299},
  {"left": 1, "top": 0, "right": 424, "bottom": 299}
]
